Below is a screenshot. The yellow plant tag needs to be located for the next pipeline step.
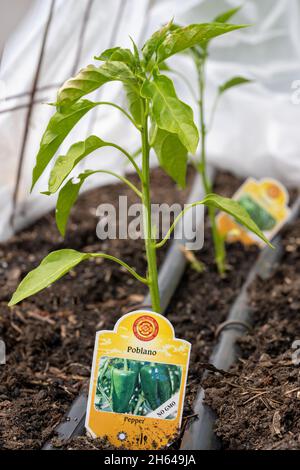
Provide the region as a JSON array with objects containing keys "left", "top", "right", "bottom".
[
  {"left": 85, "top": 310, "right": 191, "bottom": 449},
  {"left": 217, "top": 177, "right": 291, "bottom": 246}
]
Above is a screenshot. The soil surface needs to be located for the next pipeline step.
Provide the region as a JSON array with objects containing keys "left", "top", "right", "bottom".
[
  {"left": 0, "top": 168, "right": 258, "bottom": 450},
  {"left": 203, "top": 216, "right": 300, "bottom": 450}
]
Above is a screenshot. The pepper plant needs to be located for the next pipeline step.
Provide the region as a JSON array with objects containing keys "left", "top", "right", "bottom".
[
  {"left": 167, "top": 7, "right": 253, "bottom": 274},
  {"left": 9, "top": 22, "right": 269, "bottom": 313}
]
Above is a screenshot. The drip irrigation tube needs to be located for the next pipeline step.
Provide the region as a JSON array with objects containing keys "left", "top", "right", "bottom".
[
  {"left": 42, "top": 167, "right": 215, "bottom": 449},
  {"left": 181, "top": 196, "right": 300, "bottom": 450}
]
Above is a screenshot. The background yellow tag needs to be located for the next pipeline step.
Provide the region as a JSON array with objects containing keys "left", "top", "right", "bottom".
[
  {"left": 86, "top": 310, "right": 191, "bottom": 449},
  {"left": 217, "top": 177, "right": 291, "bottom": 246}
]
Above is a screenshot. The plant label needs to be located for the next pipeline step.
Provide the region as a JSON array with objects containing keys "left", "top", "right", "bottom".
[
  {"left": 217, "top": 177, "right": 291, "bottom": 246},
  {"left": 86, "top": 310, "right": 191, "bottom": 449}
]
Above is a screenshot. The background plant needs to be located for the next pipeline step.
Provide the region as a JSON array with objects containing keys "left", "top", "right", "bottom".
[
  {"left": 9, "top": 21, "right": 269, "bottom": 313},
  {"left": 166, "top": 7, "right": 253, "bottom": 274}
]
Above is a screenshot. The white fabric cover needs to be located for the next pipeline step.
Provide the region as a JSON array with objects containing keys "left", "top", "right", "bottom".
[{"left": 0, "top": 0, "right": 299, "bottom": 240}]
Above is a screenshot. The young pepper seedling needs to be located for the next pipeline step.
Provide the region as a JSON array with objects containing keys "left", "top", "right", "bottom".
[{"left": 9, "top": 21, "right": 270, "bottom": 313}]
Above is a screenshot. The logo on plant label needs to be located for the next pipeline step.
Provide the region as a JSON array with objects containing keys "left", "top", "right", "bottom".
[{"left": 133, "top": 315, "right": 159, "bottom": 342}]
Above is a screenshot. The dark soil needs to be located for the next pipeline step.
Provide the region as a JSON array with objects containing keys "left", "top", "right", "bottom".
[
  {"left": 203, "top": 217, "right": 300, "bottom": 450},
  {"left": 0, "top": 168, "right": 258, "bottom": 450}
]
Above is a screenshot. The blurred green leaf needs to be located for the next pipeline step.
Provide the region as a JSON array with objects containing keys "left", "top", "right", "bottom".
[
  {"left": 214, "top": 6, "right": 242, "bottom": 23},
  {"left": 219, "top": 76, "right": 252, "bottom": 95},
  {"left": 202, "top": 193, "right": 273, "bottom": 247}
]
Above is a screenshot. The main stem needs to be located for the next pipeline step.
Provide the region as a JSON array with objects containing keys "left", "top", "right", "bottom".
[
  {"left": 141, "top": 99, "right": 161, "bottom": 312},
  {"left": 198, "top": 55, "right": 226, "bottom": 275}
]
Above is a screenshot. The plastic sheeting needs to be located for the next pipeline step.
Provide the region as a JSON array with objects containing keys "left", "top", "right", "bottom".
[{"left": 0, "top": 0, "right": 299, "bottom": 241}]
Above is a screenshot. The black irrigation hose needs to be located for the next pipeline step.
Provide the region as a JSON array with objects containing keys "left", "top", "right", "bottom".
[
  {"left": 181, "top": 196, "right": 300, "bottom": 450},
  {"left": 42, "top": 167, "right": 215, "bottom": 449}
]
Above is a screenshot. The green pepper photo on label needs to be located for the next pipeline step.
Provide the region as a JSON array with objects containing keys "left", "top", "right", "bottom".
[{"left": 95, "top": 357, "right": 182, "bottom": 418}]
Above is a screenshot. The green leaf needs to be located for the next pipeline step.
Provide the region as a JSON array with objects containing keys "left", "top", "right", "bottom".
[
  {"left": 55, "top": 171, "right": 93, "bottom": 236},
  {"left": 214, "top": 6, "right": 242, "bottom": 23},
  {"left": 57, "top": 61, "right": 138, "bottom": 106},
  {"left": 96, "top": 43, "right": 143, "bottom": 124},
  {"left": 142, "top": 19, "right": 174, "bottom": 65},
  {"left": 141, "top": 72, "right": 198, "bottom": 153},
  {"left": 152, "top": 127, "right": 187, "bottom": 188},
  {"left": 219, "top": 76, "right": 252, "bottom": 95},
  {"left": 47, "top": 136, "right": 110, "bottom": 194},
  {"left": 9, "top": 247, "right": 148, "bottom": 306},
  {"left": 202, "top": 193, "right": 273, "bottom": 247},
  {"left": 8, "top": 249, "right": 89, "bottom": 306},
  {"left": 31, "top": 100, "right": 97, "bottom": 190},
  {"left": 158, "top": 61, "right": 171, "bottom": 71},
  {"left": 123, "top": 82, "right": 143, "bottom": 125},
  {"left": 129, "top": 36, "right": 140, "bottom": 65},
  {"left": 95, "top": 47, "right": 135, "bottom": 67},
  {"left": 157, "top": 23, "right": 247, "bottom": 62},
  {"left": 55, "top": 169, "right": 142, "bottom": 236}
]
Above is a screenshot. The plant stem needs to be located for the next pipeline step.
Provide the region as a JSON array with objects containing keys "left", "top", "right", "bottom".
[
  {"left": 109, "top": 142, "right": 142, "bottom": 179},
  {"left": 90, "top": 253, "right": 148, "bottom": 284},
  {"left": 141, "top": 99, "right": 161, "bottom": 313},
  {"left": 197, "top": 54, "right": 226, "bottom": 275},
  {"left": 198, "top": 55, "right": 211, "bottom": 194},
  {"left": 88, "top": 169, "right": 142, "bottom": 199},
  {"left": 95, "top": 101, "right": 140, "bottom": 129}
]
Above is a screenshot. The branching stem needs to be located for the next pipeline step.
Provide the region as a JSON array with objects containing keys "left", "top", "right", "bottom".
[
  {"left": 89, "top": 169, "right": 142, "bottom": 199},
  {"left": 108, "top": 142, "right": 142, "bottom": 179},
  {"left": 90, "top": 252, "right": 148, "bottom": 284},
  {"left": 95, "top": 101, "right": 140, "bottom": 129},
  {"left": 155, "top": 200, "right": 206, "bottom": 249}
]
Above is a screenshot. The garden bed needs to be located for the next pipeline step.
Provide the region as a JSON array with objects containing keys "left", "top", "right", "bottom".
[
  {"left": 0, "top": 168, "right": 258, "bottom": 450},
  {"left": 203, "top": 216, "right": 300, "bottom": 450}
]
